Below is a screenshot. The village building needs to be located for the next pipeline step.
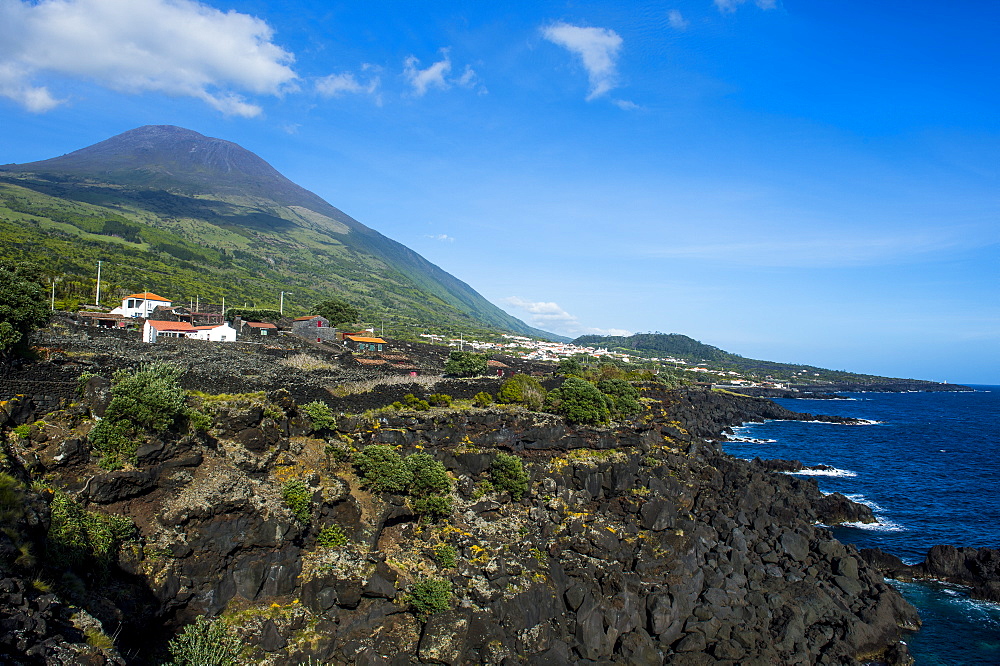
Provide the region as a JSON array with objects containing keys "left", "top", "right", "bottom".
[
  {"left": 241, "top": 321, "right": 278, "bottom": 338},
  {"left": 344, "top": 335, "right": 386, "bottom": 353},
  {"left": 110, "top": 292, "right": 172, "bottom": 318},
  {"left": 487, "top": 359, "right": 513, "bottom": 378},
  {"left": 75, "top": 311, "right": 128, "bottom": 328},
  {"left": 142, "top": 319, "right": 196, "bottom": 343},
  {"left": 189, "top": 322, "right": 237, "bottom": 342}
]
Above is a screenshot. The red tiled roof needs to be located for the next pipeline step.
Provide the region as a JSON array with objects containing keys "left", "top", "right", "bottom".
[
  {"left": 294, "top": 315, "right": 323, "bottom": 321},
  {"left": 246, "top": 322, "right": 277, "bottom": 329},
  {"left": 147, "top": 320, "right": 196, "bottom": 332},
  {"left": 487, "top": 360, "right": 510, "bottom": 368},
  {"left": 346, "top": 336, "right": 386, "bottom": 344},
  {"left": 125, "top": 292, "right": 170, "bottom": 301}
]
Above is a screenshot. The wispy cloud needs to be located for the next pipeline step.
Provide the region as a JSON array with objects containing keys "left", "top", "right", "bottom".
[
  {"left": 0, "top": 0, "right": 296, "bottom": 116},
  {"left": 667, "top": 10, "right": 689, "bottom": 30},
  {"left": 714, "top": 0, "right": 777, "bottom": 14},
  {"left": 503, "top": 296, "right": 579, "bottom": 328},
  {"left": 403, "top": 49, "right": 483, "bottom": 97},
  {"left": 502, "top": 296, "right": 630, "bottom": 337},
  {"left": 541, "top": 22, "right": 623, "bottom": 100},
  {"left": 425, "top": 234, "right": 454, "bottom": 242},
  {"left": 316, "top": 66, "right": 380, "bottom": 99}
]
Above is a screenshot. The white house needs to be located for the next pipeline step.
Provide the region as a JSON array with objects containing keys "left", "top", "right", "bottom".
[
  {"left": 111, "top": 292, "right": 172, "bottom": 318},
  {"left": 142, "top": 319, "right": 196, "bottom": 343},
  {"left": 189, "top": 323, "right": 237, "bottom": 342}
]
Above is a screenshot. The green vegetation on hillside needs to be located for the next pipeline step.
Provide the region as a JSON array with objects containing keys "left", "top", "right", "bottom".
[
  {"left": 0, "top": 167, "right": 553, "bottom": 341},
  {"left": 573, "top": 332, "right": 931, "bottom": 386}
]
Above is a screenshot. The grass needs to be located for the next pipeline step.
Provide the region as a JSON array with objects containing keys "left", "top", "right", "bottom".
[{"left": 281, "top": 354, "right": 335, "bottom": 371}]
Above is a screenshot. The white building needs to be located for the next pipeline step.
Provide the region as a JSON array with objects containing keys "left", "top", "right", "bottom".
[
  {"left": 111, "top": 292, "right": 172, "bottom": 318},
  {"left": 189, "top": 323, "right": 237, "bottom": 342},
  {"left": 142, "top": 319, "right": 196, "bottom": 343}
]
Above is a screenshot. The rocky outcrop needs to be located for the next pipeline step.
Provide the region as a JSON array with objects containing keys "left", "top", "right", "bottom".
[
  {"left": 861, "top": 545, "right": 1000, "bottom": 602},
  {"left": 0, "top": 385, "right": 919, "bottom": 664}
]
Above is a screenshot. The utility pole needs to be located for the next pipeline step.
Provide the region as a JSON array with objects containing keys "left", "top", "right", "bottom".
[
  {"left": 280, "top": 291, "right": 288, "bottom": 315},
  {"left": 95, "top": 260, "right": 102, "bottom": 307},
  {"left": 49, "top": 276, "right": 60, "bottom": 311}
]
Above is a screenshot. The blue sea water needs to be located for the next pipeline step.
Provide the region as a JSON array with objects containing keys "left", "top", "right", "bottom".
[{"left": 722, "top": 386, "right": 1000, "bottom": 665}]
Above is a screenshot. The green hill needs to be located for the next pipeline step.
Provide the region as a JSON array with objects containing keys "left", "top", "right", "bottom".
[
  {"left": 0, "top": 125, "right": 558, "bottom": 340},
  {"left": 572, "top": 332, "right": 957, "bottom": 388}
]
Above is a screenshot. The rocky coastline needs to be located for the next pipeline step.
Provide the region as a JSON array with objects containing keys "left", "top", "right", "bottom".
[{"left": 0, "top": 362, "right": 931, "bottom": 665}]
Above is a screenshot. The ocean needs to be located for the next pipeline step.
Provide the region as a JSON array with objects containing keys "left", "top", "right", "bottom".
[{"left": 722, "top": 386, "right": 1000, "bottom": 665}]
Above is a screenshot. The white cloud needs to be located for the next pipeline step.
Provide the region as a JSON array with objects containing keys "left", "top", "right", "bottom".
[
  {"left": 613, "top": 99, "right": 640, "bottom": 111},
  {"left": 316, "top": 70, "right": 380, "bottom": 98},
  {"left": 404, "top": 50, "right": 451, "bottom": 96},
  {"left": 585, "top": 327, "right": 633, "bottom": 337},
  {"left": 541, "top": 22, "right": 623, "bottom": 100},
  {"left": 503, "top": 296, "right": 579, "bottom": 327},
  {"left": 0, "top": 0, "right": 296, "bottom": 116},
  {"left": 667, "top": 10, "right": 689, "bottom": 30},
  {"left": 402, "top": 50, "right": 483, "bottom": 97},
  {"left": 425, "top": 234, "right": 454, "bottom": 242},
  {"left": 715, "top": 0, "right": 777, "bottom": 13}
]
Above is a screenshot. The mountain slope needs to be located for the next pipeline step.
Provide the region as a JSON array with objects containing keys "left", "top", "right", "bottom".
[{"left": 0, "top": 125, "right": 556, "bottom": 339}]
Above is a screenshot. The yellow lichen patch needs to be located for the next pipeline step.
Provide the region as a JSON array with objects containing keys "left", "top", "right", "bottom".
[{"left": 468, "top": 544, "right": 490, "bottom": 566}]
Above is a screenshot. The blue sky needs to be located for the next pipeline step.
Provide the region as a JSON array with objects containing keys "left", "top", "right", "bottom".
[{"left": 1, "top": 0, "right": 997, "bottom": 383}]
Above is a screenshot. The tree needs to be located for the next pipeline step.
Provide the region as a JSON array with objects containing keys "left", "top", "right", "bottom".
[
  {"left": 313, "top": 298, "right": 360, "bottom": 327},
  {"left": 597, "top": 378, "right": 642, "bottom": 420},
  {"left": 0, "top": 261, "right": 49, "bottom": 360},
  {"left": 497, "top": 373, "right": 546, "bottom": 410},
  {"left": 545, "top": 377, "right": 611, "bottom": 425},
  {"left": 444, "top": 351, "right": 487, "bottom": 377}
]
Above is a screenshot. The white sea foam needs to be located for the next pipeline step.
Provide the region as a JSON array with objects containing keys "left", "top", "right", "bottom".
[
  {"left": 726, "top": 436, "right": 777, "bottom": 444},
  {"left": 836, "top": 494, "right": 906, "bottom": 532},
  {"left": 786, "top": 467, "right": 858, "bottom": 478}
]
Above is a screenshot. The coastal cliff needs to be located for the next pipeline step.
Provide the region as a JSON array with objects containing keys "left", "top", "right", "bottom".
[{"left": 0, "top": 375, "right": 919, "bottom": 664}]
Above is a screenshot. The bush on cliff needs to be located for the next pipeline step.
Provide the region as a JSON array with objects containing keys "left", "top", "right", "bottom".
[
  {"left": 597, "top": 378, "right": 642, "bottom": 420},
  {"left": 407, "top": 453, "right": 451, "bottom": 497},
  {"left": 545, "top": 377, "right": 611, "bottom": 425},
  {"left": 490, "top": 452, "right": 529, "bottom": 501},
  {"left": 167, "top": 615, "right": 241, "bottom": 666},
  {"left": 301, "top": 400, "right": 336, "bottom": 432},
  {"left": 407, "top": 577, "right": 452, "bottom": 618},
  {"left": 497, "top": 373, "right": 546, "bottom": 410},
  {"left": 444, "top": 351, "right": 487, "bottom": 377},
  {"left": 89, "top": 362, "right": 188, "bottom": 469},
  {"left": 354, "top": 445, "right": 413, "bottom": 493},
  {"left": 312, "top": 297, "right": 360, "bottom": 327},
  {"left": 282, "top": 480, "right": 313, "bottom": 523},
  {"left": 46, "top": 491, "right": 135, "bottom": 577}
]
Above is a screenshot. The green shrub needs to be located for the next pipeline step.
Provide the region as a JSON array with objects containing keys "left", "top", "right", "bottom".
[
  {"left": 75, "top": 371, "right": 98, "bottom": 397},
  {"left": 89, "top": 362, "right": 188, "bottom": 468},
  {"left": 315, "top": 524, "right": 348, "bottom": 548},
  {"left": 88, "top": 420, "right": 136, "bottom": 471},
  {"left": 443, "top": 351, "right": 487, "bottom": 377},
  {"left": 472, "top": 391, "right": 493, "bottom": 407},
  {"left": 434, "top": 543, "right": 457, "bottom": 568},
  {"left": 167, "top": 615, "right": 241, "bottom": 666},
  {"left": 545, "top": 377, "right": 611, "bottom": 425},
  {"left": 353, "top": 445, "right": 412, "bottom": 493},
  {"left": 282, "top": 480, "right": 313, "bottom": 523},
  {"left": 597, "top": 379, "right": 642, "bottom": 420},
  {"left": 46, "top": 492, "right": 135, "bottom": 575},
  {"left": 407, "top": 577, "right": 452, "bottom": 618},
  {"left": 497, "top": 373, "right": 546, "bottom": 410},
  {"left": 427, "top": 393, "right": 452, "bottom": 407},
  {"left": 104, "top": 363, "right": 186, "bottom": 432},
  {"left": 185, "top": 407, "right": 212, "bottom": 432},
  {"left": 302, "top": 401, "right": 336, "bottom": 432},
  {"left": 403, "top": 394, "right": 430, "bottom": 411},
  {"left": 406, "top": 453, "right": 451, "bottom": 497},
  {"left": 11, "top": 424, "right": 30, "bottom": 438},
  {"left": 557, "top": 357, "right": 584, "bottom": 377},
  {"left": 490, "top": 453, "right": 529, "bottom": 501},
  {"left": 411, "top": 495, "right": 453, "bottom": 518}
]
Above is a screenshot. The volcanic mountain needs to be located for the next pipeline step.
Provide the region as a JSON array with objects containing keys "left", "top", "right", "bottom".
[{"left": 0, "top": 125, "right": 556, "bottom": 338}]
